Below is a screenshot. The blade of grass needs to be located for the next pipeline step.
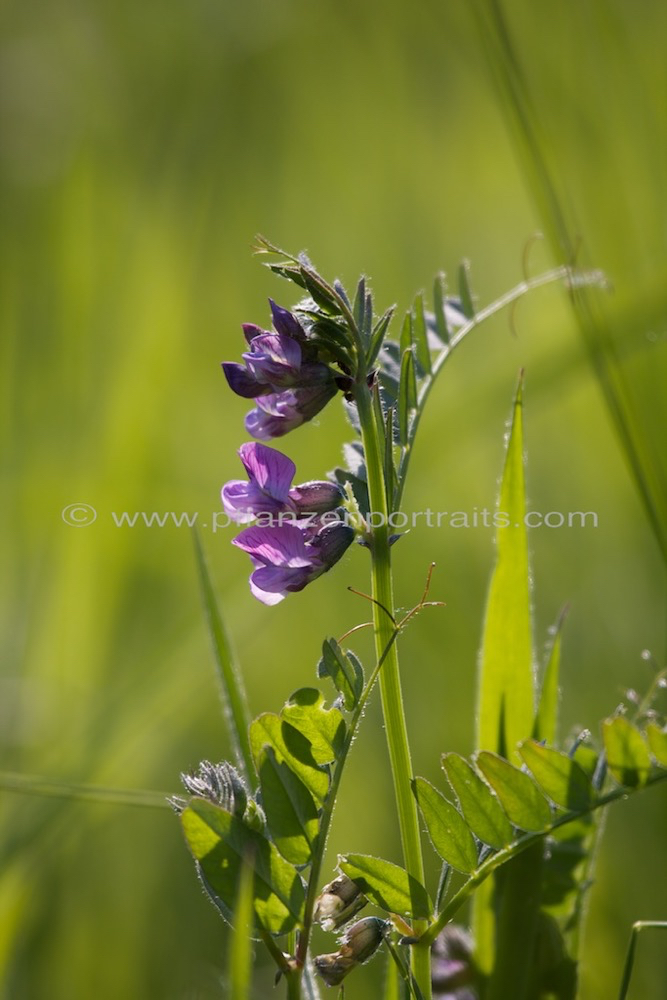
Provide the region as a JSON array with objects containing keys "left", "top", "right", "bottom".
[
  {"left": 192, "top": 528, "right": 256, "bottom": 788},
  {"left": 228, "top": 851, "right": 255, "bottom": 1000}
]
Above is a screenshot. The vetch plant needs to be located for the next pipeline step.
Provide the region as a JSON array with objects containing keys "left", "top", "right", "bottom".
[{"left": 175, "top": 238, "right": 667, "bottom": 1000}]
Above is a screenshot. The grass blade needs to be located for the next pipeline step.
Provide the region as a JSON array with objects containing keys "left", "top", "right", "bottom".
[
  {"left": 192, "top": 528, "right": 255, "bottom": 787},
  {"left": 228, "top": 851, "right": 255, "bottom": 1000},
  {"left": 476, "top": 374, "right": 534, "bottom": 761}
]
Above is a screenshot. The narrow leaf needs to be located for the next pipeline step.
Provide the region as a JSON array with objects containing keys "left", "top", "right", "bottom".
[
  {"left": 281, "top": 688, "right": 346, "bottom": 765},
  {"left": 193, "top": 530, "right": 255, "bottom": 786},
  {"left": 399, "top": 310, "right": 412, "bottom": 356},
  {"left": 533, "top": 608, "right": 567, "bottom": 744},
  {"left": 476, "top": 751, "right": 552, "bottom": 831},
  {"left": 412, "top": 777, "right": 478, "bottom": 873},
  {"left": 366, "top": 305, "right": 396, "bottom": 369},
  {"left": 338, "top": 853, "right": 432, "bottom": 920},
  {"left": 257, "top": 746, "right": 319, "bottom": 866},
  {"left": 432, "top": 272, "right": 450, "bottom": 344},
  {"left": 518, "top": 740, "right": 593, "bottom": 811},
  {"left": 384, "top": 406, "right": 397, "bottom": 509},
  {"left": 476, "top": 375, "right": 534, "bottom": 762},
  {"left": 602, "top": 717, "right": 651, "bottom": 788},
  {"left": 249, "top": 713, "right": 329, "bottom": 803},
  {"left": 398, "top": 348, "right": 417, "bottom": 445},
  {"left": 646, "top": 722, "right": 667, "bottom": 766},
  {"left": 412, "top": 293, "right": 431, "bottom": 374},
  {"left": 228, "top": 851, "right": 254, "bottom": 1000},
  {"left": 457, "top": 259, "right": 475, "bottom": 318},
  {"left": 181, "top": 798, "right": 306, "bottom": 935},
  {"left": 317, "top": 638, "right": 363, "bottom": 710},
  {"left": 442, "top": 752, "right": 513, "bottom": 849},
  {"left": 353, "top": 276, "right": 367, "bottom": 342}
]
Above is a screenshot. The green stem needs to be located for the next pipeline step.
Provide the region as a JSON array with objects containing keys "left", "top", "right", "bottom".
[{"left": 355, "top": 380, "right": 432, "bottom": 1000}]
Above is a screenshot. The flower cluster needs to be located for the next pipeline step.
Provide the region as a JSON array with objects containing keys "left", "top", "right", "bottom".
[
  {"left": 221, "top": 296, "right": 355, "bottom": 604},
  {"left": 222, "top": 300, "right": 340, "bottom": 439},
  {"left": 222, "top": 442, "right": 354, "bottom": 605}
]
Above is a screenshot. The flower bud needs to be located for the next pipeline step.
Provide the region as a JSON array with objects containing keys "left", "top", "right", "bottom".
[
  {"left": 314, "top": 874, "right": 367, "bottom": 932},
  {"left": 314, "top": 521, "right": 355, "bottom": 569},
  {"left": 315, "top": 917, "right": 389, "bottom": 987},
  {"left": 289, "top": 481, "right": 346, "bottom": 516}
]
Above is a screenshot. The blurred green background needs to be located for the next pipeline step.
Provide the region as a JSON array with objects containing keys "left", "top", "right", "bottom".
[{"left": 1, "top": 1, "right": 665, "bottom": 997}]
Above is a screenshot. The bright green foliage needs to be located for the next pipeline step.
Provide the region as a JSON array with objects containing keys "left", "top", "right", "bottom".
[
  {"left": 256, "top": 747, "right": 319, "bottom": 866},
  {"left": 442, "top": 752, "right": 514, "bottom": 849},
  {"left": 432, "top": 273, "right": 450, "bottom": 345},
  {"left": 476, "top": 751, "right": 552, "bottom": 832},
  {"left": 338, "top": 853, "right": 432, "bottom": 920},
  {"left": 476, "top": 377, "right": 534, "bottom": 763},
  {"left": 518, "top": 740, "right": 593, "bottom": 812},
  {"left": 457, "top": 260, "right": 476, "bottom": 319},
  {"left": 412, "top": 294, "right": 431, "bottom": 375},
  {"left": 603, "top": 716, "right": 652, "bottom": 788},
  {"left": 181, "top": 799, "right": 306, "bottom": 936},
  {"left": 281, "top": 688, "right": 346, "bottom": 766},
  {"left": 228, "top": 853, "right": 255, "bottom": 1000},
  {"left": 412, "top": 777, "right": 478, "bottom": 873},
  {"left": 646, "top": 723, "right": 667, "bottom": 766},
  {"left": 249, "top": 713, "right": 329, "bottom": 804},
  {"left": 317, "top": 639, "right": 364, "bottom": 711},
  {"left": 398, "top": 348, "right": 417, "bottom": 445},
  {"left": 533, "top": 612, "right": 565, "bottom": 745}
]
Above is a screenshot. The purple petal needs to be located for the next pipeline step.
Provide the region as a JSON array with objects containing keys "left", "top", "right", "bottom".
[
  {"left": 221, "top": 362, "right": 267, "bottom": 399},
  {"left": 221, "top": 479, "right": 290, "bottom": 523},
  {"left": 251, "top": 563, "right": 312, "bottom": 595},
  {"left": 269, "top": 300, "right": 305, "bottom": 340},
  {"left": 244, "top": 333, "right": 303, "bottom": 386},
  {"left": 245, "top": 392, "right": 304, "bottom": 439},
  {"left": 238, "top": 442, "right": 295, "bottom": 500},
  {"left": 232, "top": 524, "right": 313, "bottom": 568},
  {"left": 242, "top": 323, "right": 267, "bottom": 345},
  {"left": 248, "top": 573, "right": 287, "bottom": 605}
]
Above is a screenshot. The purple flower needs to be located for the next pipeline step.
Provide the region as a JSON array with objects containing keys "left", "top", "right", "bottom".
[
  {"left": 244, "top": 383, "right": 338, "bottom": 439},
  {"left": 222, "top": 300, "right": 339, "bottom": 438},
  {"left": 232, "top": 521, "right": 354, "bottom": 605},
  {"left": 222, "top": 442, "right": 345, "bottom": 524}
]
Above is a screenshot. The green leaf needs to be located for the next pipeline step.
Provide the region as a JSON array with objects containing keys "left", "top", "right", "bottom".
[
  {"left": 476, "top": 376, "right": 534, "bottom": 762},
  {"left": 646, "top": 722, "right": 667, "bottom": 766},
  {"left": 412, "top": 777, "right": 478, "bottom": 873},
  {"left": 518, "top": 740, "right": 593, "bottom": 811},
  {"left": 457, "top": 259, "right": 475, "bottom": 318},
  {"left": 338, "top": 853, "right": 432, "bottom": 920},
  {"left": 412, "top": 293, "right": 431, "bottom": 374},
  {"left": 398, "top": 348, "right": 417, "bottom": 445},
  {"left": 249, "top": 713, "right": 329, "bottom": 804},
  {"left": 384, "top": 406, "right": 397, "bottom": 508},
  {"left": 181, "top": 798, "right": 306, "bottom": 935},
  {"left": 476, "top": 751, "right": 552, "bottom": 831},
  {"left": 193, "top": 530, "right": 255, "bottom": 786},
  {"left": 602, "top": 717, "right": 652, "bottom": 788},
  {"left": 317, "top": 638, "right": 364, "bottom": 710},
  {"left": 366, "top": 305, "right": 396, "bottom": 369},
  {"left": 257, "top": 746, "right": 319, "bottom": 866},
  {"left": 442, "top": 752, "right": 513, "bottom": 849},
  {"left": 399, "top": 310, "right": 412, "bottom": 356},
  {"left": 228, "top": 851, "right": 254, "bottom": 1000},
  {"left": 432, "top": 272, "right": 450, "bottom": 344},
  {"left": 533, "top": 608, "right": 567, "bottom": 744},
  {"left": 353, "top": 276, "right": 367, "bottom": 341},
  {"left": 281, "top": 688, "right": 346, "bottom": 765}
]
